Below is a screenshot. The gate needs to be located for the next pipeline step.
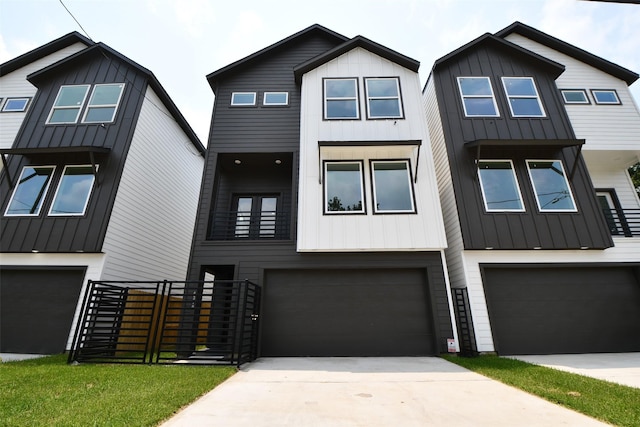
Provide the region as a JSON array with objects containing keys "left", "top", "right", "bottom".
[{"left": 68, "top": 280, "right": 261, "bottom": 367}]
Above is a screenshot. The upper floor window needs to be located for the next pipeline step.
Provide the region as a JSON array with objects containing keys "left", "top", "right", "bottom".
[
  {"left": 457, "top": 77, "right": 499, "bottom": 117},
  {"left": 371, "top": 160, "right": 415, "bottom": 213},
  {"left": 526, "top": 160, "right": 576, "bottom": 212},
  {"left": 364, "top": 77, "right": 403, "bottom": 119},
  {"left": 2, "top": 97, "right": 31, "bottom": 112},
  {"left": 477, "top": 160, "right": 525, "bottom": 212},
  {"left": 591, "top": 89, "right": 620, "bottom": 105},
  {"left": 47, "top": 85, "right": 90, "bottom": 124},
  {"left": 231, "top": 92, "right": 256, "bottom": 106},
  {"left": 4, "top": 166, "right": 56, "bottom": 216},
  {"left": 48, "top": 165, "right": 96, "bottom": 216},
  {"left": 561, "top": 89, "right": 589, "bottom": 104},
  {"left": 263, "top": 92, "right": 288, "bottom": 106},
  {"left": 82, "top": 84, "right": 125, "bottom": 123},
  {"left": 324, "top": 161, "right": 365, "bottom": 213},
  {"left": 324, "top": 78, "right": 359, "bottom": 120},
  {"left": 502, "top": 77, "right": 545, "bottom": 117}
]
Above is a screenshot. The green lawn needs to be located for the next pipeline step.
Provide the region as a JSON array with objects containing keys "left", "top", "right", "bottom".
[
  {"left": 0, "top": 354, "right": 235, "bottom": 427},
  {"left": 444, "top": 355, "right": 640, "bottom": 427}
]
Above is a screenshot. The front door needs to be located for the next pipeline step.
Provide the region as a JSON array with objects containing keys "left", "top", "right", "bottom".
[{"left": 233, "top": 195, "right": 278, "bottom": 239}]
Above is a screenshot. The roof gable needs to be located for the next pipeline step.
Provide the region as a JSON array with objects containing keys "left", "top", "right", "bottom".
[
  {"left": 0, "top": 31, "right": 93, "bottom": 77},
  {"left": 496, "top": 21, "right": 638, "bottom": 85},
  {"left": 206, "top": 24, "right": 348, "bottom": 89},
  {"left": 293, "top": 35, "right": 420, "bottom": 82},
  {"left": 432, "top": 32, "right": 565, "bottom": 78}
]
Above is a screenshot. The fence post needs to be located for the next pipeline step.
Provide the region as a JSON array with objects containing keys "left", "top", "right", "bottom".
[{"left": 68, "top": 279, "right": 95, "bottom": 364}]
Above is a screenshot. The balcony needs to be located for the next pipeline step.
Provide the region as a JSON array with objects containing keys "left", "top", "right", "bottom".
[
  {"left": 208, "top": 210, "right": 290, "bottom": 241},
  {"left": 602, "top": 208, "right": 640, "bottom": 237}
]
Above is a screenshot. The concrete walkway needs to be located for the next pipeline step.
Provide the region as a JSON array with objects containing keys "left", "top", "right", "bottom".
[
  {"left": 160, "top": 357, "right": 606, "bottom": 427},
  {"left": 513, "top": 353, "right": 640, "bottom": 388}
]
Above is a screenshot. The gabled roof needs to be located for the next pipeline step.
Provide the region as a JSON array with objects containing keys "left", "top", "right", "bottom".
[
  {"left": 496, "top": 21, "right": 638, "bottom": 85},
  {"left": 293, "top": 35, "right": 420, "bottom": 83},
  {"left": 27, "top": 43, "right": 205, "bottom": 155},
  {"left": 0, "top": 31, "right": 93, "bottom": 77},
  {"left": 432, "top": 32, "right": 565, "bottom": 78},
  {"left": 206, "top": 24, "right": 349, "bottom": 91}
]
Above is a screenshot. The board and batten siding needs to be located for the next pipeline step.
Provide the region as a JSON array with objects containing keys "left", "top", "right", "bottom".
[
  {"left": 504, "top": 33, "right": 640, "bottom": 152},
  {"left": 297, "top": 47, "right": 447, "bottom": 252},
  {"left": 0, "top": 43, "right": 88, "bottom": 150},
  {"left": 101, "top": 87, "right": 204, "bottom": 281}
]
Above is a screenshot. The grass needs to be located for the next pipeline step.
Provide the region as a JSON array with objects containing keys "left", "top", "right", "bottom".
[
  {"left": 444, "top": 354, "right": 640, "bottom": 427},
  {"left": 0, "top": 354, "right": 236, "bottom": 427}
]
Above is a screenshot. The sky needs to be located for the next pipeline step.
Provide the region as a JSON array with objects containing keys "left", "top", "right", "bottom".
[{"left": 1, "top": 0, "right": 639, "bottom": 144}]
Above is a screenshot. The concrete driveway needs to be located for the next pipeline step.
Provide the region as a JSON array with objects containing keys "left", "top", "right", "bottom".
[
  {"left": 513, "top": 353, "right": 640, "bottom": 388},
  {"left": 160, "top": 357, "right": 606, "bottom": 427}
]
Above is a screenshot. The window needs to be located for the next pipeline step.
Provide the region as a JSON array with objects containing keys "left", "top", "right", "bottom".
[
  {"left": 49, "top": 165, "right": 96, "bottom": 216},
  {"left": 477, "top": 160, "right": 524, "bottom": 212},
  {"left": 457, "top": 77, "right": 499, "bottom": 117},
  {"left": 231, "top": 92, "right": 256, "bottom": 106},
  {"left": 324, "top": 161, "right": 364, "bottom": 213},
  {"left": 591, "top": 89, "right": 620, "bottom": 105},
  {"left": 371, "top": 160, "right": 415, "bottom": 213},
  {"left": 502, "top": 77, "right": 545, "bottom": 117},
  {"left": 561, "top": 90, "right": 589, "bottom": 104},
  {"left": 527, "top": 160, "right": 576, "bottom": 212},
  {"left": 233, "top": 195, "right": 279, "bottom": 238},
  {"left": 263, "top": 92, "right": 288, "bottom": 106},
  {"left": 2, "top": 97, "right": 31, "bottom": 112},
  {"left": 82, "top": 84, "right": 125, "bottom": 123},
  {"left": 365, "top": 77, "right": 403, "bottom": 119},
  {"left": 324, "top": 78, "right": 359, "bottom": 119},
  {"left": 47, "top": 85, "right": 90, "bottom": 124},
  {"left": 5, "top": 166, "right": 55, "bottom": 216}
]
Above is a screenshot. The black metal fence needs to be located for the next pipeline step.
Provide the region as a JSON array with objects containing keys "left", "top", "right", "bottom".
[
  {"left": 602, "top": 208, "right": 640, "bottom": 237},
  {"left": 68, "top": 280, "right": 261, "bottom": 367},
  {"left": 208, "top": 210, "right": 290, "bottom": 240}
]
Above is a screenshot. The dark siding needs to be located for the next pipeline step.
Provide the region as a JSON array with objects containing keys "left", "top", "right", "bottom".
[
  {"left": 0, "top": 54, "right": 147, "bottom": 252},
  {"left": 433, "top": 44, "right": 613, "bottom": 250}
]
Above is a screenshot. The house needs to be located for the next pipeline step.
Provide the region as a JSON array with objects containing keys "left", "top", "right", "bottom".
[
  {"left": 0, "top": 33, "right": 205, "bottom": 355},
  {"left": 424, "top": 22, "right": 640, "bottom": 355},
  {"left": 187, "top": 25, "right": 458, "bottom": 357}
]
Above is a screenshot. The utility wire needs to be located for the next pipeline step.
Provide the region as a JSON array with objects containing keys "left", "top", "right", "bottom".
[{"left": 59, "top": 0, "right": 93, "bottom": 41}]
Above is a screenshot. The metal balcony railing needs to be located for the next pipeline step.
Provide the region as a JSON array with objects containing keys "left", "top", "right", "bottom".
[
  {"left": 602, "top": 208, "right": 640, "bottom": 237},
  {"left": 208, "top": 210, "right": 290, "bottom": 240}
]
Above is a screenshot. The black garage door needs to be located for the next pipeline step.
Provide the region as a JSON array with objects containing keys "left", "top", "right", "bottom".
[
  {"left": 261, "top": 268, "right": 436, "bottom": 356},
  {"left": 0, "top": 268, "right": 86, "bottom": 354},
  {"left": 483, "top": 266, "right": 640, "bottom": 355}
]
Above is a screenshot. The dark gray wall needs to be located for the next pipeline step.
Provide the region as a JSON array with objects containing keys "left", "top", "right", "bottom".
[
  {"left": 433, "top": 43, "right": 613, "bottom": 250},
  {"left": 0, "top": 52, "right": 147, "bottom": 252}
]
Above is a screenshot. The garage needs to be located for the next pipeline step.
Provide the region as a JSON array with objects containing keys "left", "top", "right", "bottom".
[
  {"left": 483, "top": 265, "right": 640, "bottom": 355},
  {"left": 260, "top": 268, "right": 436, "bottom": 356},
  {"left": 0, "top": 267, "right": 86, "bottom": 354}
]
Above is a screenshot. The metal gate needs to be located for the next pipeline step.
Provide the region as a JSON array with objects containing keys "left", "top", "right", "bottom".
[{"left": 68, "top": 280, "right": 261, "bottom": 367}]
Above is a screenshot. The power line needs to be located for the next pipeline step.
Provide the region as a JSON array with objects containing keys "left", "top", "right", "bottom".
[{"left": 58, "top": 0, "right": 93, "bottom": 41}]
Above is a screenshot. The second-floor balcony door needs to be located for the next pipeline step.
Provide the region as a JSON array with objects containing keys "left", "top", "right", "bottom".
[{"left": 234, "top": 195, "right": 278, "bottom": 238}]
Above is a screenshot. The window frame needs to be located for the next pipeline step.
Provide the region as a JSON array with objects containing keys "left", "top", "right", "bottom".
[
  {"left": 560, "top": 89, "right": 590, "bottom": 104},
  {"left": 502, "top": 77, "right": 546, "bottom": 117},
  {"left": 46, "top": 84, "right": 91, "bottom": 124},
  {"left": 477, "top": 160, "right": 525, "bottom": 212},
  {"left": 364, "top": 77, "right": 404, "bottom": 119},
  {"left": 230, "top": 92, "right": 257, "bottom": 106},
  {"left": 323, "top": 78, "right": 360, "bottom": 120},
  {"left": 81, "top": 83, "right": 125, "bottom": 123},
  {"left": 48, "top": 164, "right": 97, "bottom": 216},
  {"left": 2, "top": 97, "right": 31, "bottom": 112},
  {"left": 4, "top": 165, "right": 56, "bottom": 216},
  {"left": 323, "top": 160, "right": 366, "bottom": 214},
  {"left": 456, "top": 76, "right": 500, "bottom": 117},
  {"left": 591, "top": 89, "right": 621, "bottom": 105},
  {"left": 263, "top": 92, "right": 289, "bottom": 106},
  {"left": 370, "top": 159, "right": 416, "bottom": 214},
  {"left": 526, "top": 159, "right": 577, "bottom": 212}
]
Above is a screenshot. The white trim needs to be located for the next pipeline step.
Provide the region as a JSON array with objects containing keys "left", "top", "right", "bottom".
[
  {"left": 231, "top": 92, "right": 256, "bottom": 106},
  {"left": 46, "top": 84, "right": 90, "bottom": 124},
  {"left": 364, "top": 77, "right": 403, "bottom": 119},
  {"left": 477, "top": 160, "right": 525, "bottom": 212},
  {"left": 81, "top": 83, "right": 125, "bottom": 123},
  {"left": 456, "top": 76, "right": 500, "bottom": 117},
  {"left": 501, "top": 76, "right": 546, "bottom": 117},
  {"left": 263, "top": 92, "right": 288, "bottom": 106},
  {"left": 526, "top": 159, "right": 577, "bottom": 212},
  {"left": 371, "top": 159, "right": 416, "bottom": 213},
  {"left": 4, "top": 165, "right": 56, "bottom": 216},
  {"left": 48, "top": 164, "right": 97, "bottom": 216},
  {"left": 323, "top": 78, "right": 360, "bottom": 120}
]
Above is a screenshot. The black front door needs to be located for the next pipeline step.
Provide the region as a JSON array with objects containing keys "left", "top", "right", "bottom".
[{"left": 233, "top": 195, "right": 278, "bottom": 239}]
